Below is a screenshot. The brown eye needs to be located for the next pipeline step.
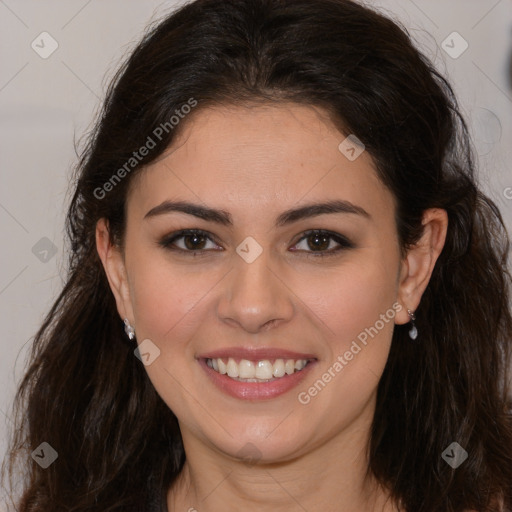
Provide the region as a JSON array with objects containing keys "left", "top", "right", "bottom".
[
  {"left": 291, "top": 230, "right": 354, "bottom": 257},
  {"left": 159, "top": 229, "right": 221, "bottom": 253},
  {"left": 306, "top": 232, "right": 331, "bottom": 251},
  {"left": 159, "top": 228, "right": 353, "bottom": 258},
  {"left": 182, "top": 232, "right": 207, "bottom": 250}
]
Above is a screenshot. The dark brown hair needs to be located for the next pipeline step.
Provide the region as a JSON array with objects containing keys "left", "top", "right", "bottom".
[{"left": 2, "top": 0, "right": 511, "bottom": 510}]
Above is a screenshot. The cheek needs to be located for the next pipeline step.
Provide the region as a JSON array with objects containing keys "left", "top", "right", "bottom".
[
  {"left": 126, "top": 251, "right": 218, "bottom": 352},
  {"left": 301, "top": 257, "right": 398, "bottom": 346},
  {"left": 127, "top": 238, "right": 399, "bottom": 355},
  {"left": 124, "top": 252, "right": 218, "bottom": 417},
  {"left": 298, "top": 255, "right": 397, "bottom": 379},
  {"left": 294, "top": 254, "right": 399, "bottom": 421}
]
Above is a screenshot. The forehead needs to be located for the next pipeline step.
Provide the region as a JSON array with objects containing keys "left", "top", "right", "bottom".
[{"left": 128, "top": 103, "right": 395, "bottom": 225}]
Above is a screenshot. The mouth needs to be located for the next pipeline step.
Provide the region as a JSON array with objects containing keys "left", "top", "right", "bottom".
[
  {"left": 197, "top": 348, "right": 318, "bottom": 400},
  {"left": 205, "top": 356, "right": 313, "bottom": 382}
]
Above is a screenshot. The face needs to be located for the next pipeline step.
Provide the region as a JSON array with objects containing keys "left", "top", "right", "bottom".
[{"left": 103, "top": 103, "right": 408, "bottom": 463}]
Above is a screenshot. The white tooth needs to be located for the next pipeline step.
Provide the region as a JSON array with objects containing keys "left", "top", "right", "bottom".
[
  {"left": 227, "top": 358, "right": 239, "bottom": 378},
  {"left": 295, "top": 359, "right": 307, "bottom": 370},
  {"left": 207, "top": 358, "right": 213, "bottom": 369},
  {"left": 217, "top": 358, "right": 227, "bottom": 374},
  {"left": 285, "top": 359, "right": 295, "bottom": 375},
  {"left": 273, "top": 359, "right": 285, "bottom": 377},
  {"left": 238, "top": 359, "right": 256, "bottom": 379},
  {"left": 255, "top": 360, "right": 273, "bottom": 379},
  {"left": 212, "top": 359, "right": 219, "bottom": 372}
]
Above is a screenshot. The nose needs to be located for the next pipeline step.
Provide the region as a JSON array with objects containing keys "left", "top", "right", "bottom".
[{"left": 217, "top": 248, "right": 295, "bottom": 334}]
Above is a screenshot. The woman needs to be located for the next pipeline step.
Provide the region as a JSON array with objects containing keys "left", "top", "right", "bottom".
[{"left": 2, "top": 0, "right": 511, "bottom": 510}]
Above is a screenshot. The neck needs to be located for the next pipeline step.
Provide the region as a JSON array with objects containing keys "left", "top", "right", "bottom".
[{"left": 167, "top": 396, "right": 398, "bottom": 512}]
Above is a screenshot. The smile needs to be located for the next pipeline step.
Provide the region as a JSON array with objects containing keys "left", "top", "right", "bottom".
[
  {"left": 206, "top": 357, "right": 311, "bottom": 382},
  {"left": 198, "top": 348, "right": 318, "bottom": 400}
]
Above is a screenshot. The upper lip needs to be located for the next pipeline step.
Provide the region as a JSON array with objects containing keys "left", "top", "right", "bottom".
[{"left": 198, "top": 347, "right": 317, "bottom": 361}]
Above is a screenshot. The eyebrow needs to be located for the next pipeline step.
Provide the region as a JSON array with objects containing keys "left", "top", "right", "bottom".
[{"left": 144, "top": 199, "right": 371, "bottom": 227}]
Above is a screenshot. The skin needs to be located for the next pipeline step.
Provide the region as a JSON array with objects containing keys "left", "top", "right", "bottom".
[{"left": 96, "top": 103, "right": 448, "bottom": 512}]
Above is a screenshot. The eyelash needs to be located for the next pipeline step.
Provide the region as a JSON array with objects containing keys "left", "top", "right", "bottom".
[{"left": 159, "top": 229, "right": 354, "bottom": 258}]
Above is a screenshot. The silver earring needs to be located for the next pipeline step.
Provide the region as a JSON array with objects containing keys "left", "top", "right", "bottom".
[
  {"left": 124, "top": 318, "right": 135, "bottom": 340},
  {"left": 407, "top": 309, "right": 418, "bottom": 340}
]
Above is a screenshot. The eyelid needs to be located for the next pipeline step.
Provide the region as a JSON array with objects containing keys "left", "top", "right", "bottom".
[
  {"left": 159, "top": 228, "right": 354, "bottom": 256},
  {"left": 159, "top": 229, "right": 222, "bottom": 252},
  {"left": 291, "top": 229, "right": 354, "bottom": 256}
]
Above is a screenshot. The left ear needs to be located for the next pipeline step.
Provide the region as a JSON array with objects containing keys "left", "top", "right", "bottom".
[
  {"left": 95, "top": 218, "right": 135, "bottom": 325},
  {"left": 395, "top": 208, "right": 448, "bottom": 325}
]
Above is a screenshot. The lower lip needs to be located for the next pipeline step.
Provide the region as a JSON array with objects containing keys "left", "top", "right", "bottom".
[{"left": 198, "top": 358, "right": 317, "bottom": 400}]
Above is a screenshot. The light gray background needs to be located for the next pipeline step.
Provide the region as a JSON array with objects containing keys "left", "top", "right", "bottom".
[{"left": 1, "top": 0, "right": 511, "bottom": 506}]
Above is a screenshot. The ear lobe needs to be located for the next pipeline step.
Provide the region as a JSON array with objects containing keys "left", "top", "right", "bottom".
[
  {"left": 95, "top": 218, "right": 134, "bottom": 323},
  {"left": 395, "top": 208, "right": 448, "bottom": 325}
]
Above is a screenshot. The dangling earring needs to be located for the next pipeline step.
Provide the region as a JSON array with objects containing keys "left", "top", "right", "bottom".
[
  {"left": 124, "top": 318, "right": 135, "bottom": 340},
  {"left": 407, "top": 309, "right": 418, "bottom": 340}
]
